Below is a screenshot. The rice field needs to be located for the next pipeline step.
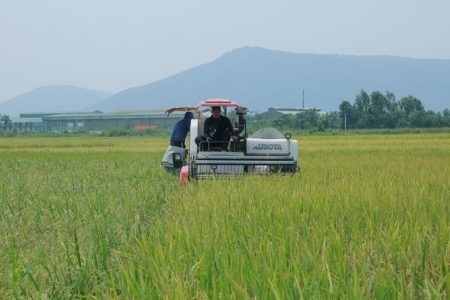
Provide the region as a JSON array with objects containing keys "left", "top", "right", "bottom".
[{"left": 0, "top": 133, "right": 449, "bottom": 299}]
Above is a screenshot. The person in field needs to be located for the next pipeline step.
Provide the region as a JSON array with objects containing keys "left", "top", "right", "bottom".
[
  {"left": 170, "top": 111, "right": 194, "bottom": 148},
  {"left": 195, "top": 106, "right": 237, "bottom": 151}
]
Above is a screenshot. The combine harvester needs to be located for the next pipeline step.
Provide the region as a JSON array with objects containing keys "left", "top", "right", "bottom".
[{"left": 162, "top": 99, "right": 299, "bottom": 186}]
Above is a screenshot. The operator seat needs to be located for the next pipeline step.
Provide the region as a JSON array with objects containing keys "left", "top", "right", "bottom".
[{"left": 197, "top": 114, "right": 234, "bottom": 152}]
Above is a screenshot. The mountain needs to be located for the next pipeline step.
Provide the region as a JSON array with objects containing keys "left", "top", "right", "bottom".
[
  {"left": 0, "top": 85, "right": 112, "bottom": 116},
  {"left": 2, "top": 48, "right": 449, "bottom": 116},
  {"left": 88, "top": 47, "right": 450, "bottom": 113}
]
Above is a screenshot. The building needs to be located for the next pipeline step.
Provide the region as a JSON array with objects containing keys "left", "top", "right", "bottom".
[
  {"left": 260, "top": 107, "right": 322, "bottom": 119},
  {"left": 1, "top": 110, "right": 190, "bottom": 132},
  {"left": 4, "top": 116, "right": 43, "bottom": 131}
]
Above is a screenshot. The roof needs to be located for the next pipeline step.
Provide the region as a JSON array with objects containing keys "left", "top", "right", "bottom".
[
  {"left": 110, "top": 109, "right": 168, "bottom": 114},
  {"left": 9, "top": 117, "right": 43, "bottom": 123},
  {"left": 41, "top": 110, "right": 187, "bottom": 120},
  {"left": 267, "top": 107, "right": 321, "bottom": 114},
  {"left": 19, "top": 111, "right": 102, "bottom": 118}
]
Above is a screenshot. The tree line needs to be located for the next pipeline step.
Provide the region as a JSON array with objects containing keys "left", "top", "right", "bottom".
[
  {"left": 247, "top": 90, "right": 450, "bottom": 132},
  {"left": 2, "top": 89, "right": 449, "bottom": 134}
]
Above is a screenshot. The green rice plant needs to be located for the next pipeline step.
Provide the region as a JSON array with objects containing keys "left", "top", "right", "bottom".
[
  {"left": 1, "top": 134, "right": 449, "bottom": 298},
  {"left": 0, "top": 137, "right": 173, "bottom": 298},
  {"left": 114, "top": 134, "right": 450, "bottom": 299}
]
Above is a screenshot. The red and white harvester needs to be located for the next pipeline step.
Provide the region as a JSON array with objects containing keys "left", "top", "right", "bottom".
[{"left": 161, "top": 99, "right": 299, "bottom": 185}]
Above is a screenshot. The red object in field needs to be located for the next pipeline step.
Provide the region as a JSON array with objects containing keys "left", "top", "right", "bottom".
[
  {"left": 180, "top": 166, "right": 189, "bottom": 186},
  {"left": 134, "top": 125, "right": 157, "bottom": 130}
]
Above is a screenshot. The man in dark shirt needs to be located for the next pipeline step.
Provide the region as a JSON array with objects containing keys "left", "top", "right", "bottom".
[
  {"left": 195, "top": 106, "right": 237, "bottom": 151},
  {"left": 170, "top": 111, "right": 194, "bottom": 148}
]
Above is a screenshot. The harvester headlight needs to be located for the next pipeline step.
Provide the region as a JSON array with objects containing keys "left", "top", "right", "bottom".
[
  {"left": 285, "top": 133, "right": 291, "bottom": 139},
  {"left": 172, "top": 153, "right": 183, "bottom": 169}
]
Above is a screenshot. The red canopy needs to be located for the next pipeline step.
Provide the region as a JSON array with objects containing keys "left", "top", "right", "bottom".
[
  {"left": 165, "top": 99, "right": 242, "bottom": 116},
  {"left": 196, "top": 98, "right": 241, "bottom": 108}
]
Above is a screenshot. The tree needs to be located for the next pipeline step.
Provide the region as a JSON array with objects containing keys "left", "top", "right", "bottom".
[
  {"left": 443, "top": 109, "right": 450, "bottom": 118},
  {"left": 271, "top": 114, "right": 295, "bottom": 130},
  {"left": 339, "top": 100, "right": 355, "bottom": 129},
  {"left": 320, "top": 112, "right": 340, "bottom": 130},
  {"left": 303, "top": 109, "right": 321, "bottom": 129},
  {"left": 353, "top": 90, "right": 371, "bottom": 128},
  {"left": 399, "top": 96, "right": 424, "bottom": 115},
  {"left": 443, "top": 109, "right": 450, "bottom": 127},
  {"left": 0, "top": 115, "right": 11, "bottom": 130},
  {"left": 369, "top": 91, "right": 396, "bottom": 128},
  {"left": 397, "top": 96, "right": 425, "bottom": 127},
  {"left": 409, "top": 110, "right": 425, "bottom": 127}
]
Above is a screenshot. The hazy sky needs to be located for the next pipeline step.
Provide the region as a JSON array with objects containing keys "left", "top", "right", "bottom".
[{"left": 1, "top": 0, "right": 449, "bottom": 103}]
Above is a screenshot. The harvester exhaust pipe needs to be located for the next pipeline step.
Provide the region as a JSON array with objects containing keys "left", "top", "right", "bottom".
[{"left": 234, "top": 107, "right": 247, "bottom": 135}]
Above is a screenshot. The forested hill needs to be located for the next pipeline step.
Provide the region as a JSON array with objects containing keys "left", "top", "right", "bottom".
[
  {"left": 88, "top": 47, "right": 450, "bottom": 113},
  {"left": 0, "top": 85, "right": 112, "bottom": 116}
]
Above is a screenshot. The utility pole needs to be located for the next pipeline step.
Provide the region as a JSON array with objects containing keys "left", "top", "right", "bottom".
[
  {"left": 302, "top": 89, "right": 305, "bottom": 112},
  {"left": 302, "top": 90, "right": 305, "bottom": 130},
  {"left": 344, "top": 113, "right": 347, "bottom": 131}
]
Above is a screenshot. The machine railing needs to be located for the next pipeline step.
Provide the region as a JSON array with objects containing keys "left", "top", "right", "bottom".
[{"left": 191, "top": 154, "right": 298, "bottom": 179}]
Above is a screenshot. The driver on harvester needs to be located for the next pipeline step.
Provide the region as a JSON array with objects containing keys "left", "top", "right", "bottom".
[{"left": 195, "top": 106, "right": 238, "bottom": 151}]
